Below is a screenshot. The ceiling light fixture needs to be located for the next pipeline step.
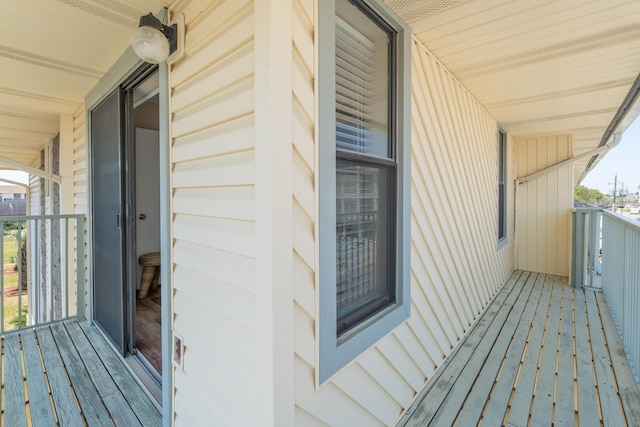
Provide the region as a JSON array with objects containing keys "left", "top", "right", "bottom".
[{"left": 132, "top": 12, "right": 184, "bottom": 64}]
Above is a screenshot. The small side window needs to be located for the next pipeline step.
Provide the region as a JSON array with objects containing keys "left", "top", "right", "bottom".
[{"left": 497, "top": 127, "right": 508, "bottom": 248}]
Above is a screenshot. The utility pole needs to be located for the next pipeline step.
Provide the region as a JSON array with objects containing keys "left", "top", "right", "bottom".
[{"left": 613, "top": 173, "right": 617, "bottom": 212}]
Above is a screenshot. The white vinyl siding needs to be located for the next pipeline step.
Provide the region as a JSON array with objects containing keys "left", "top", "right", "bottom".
[
  {"left": 29, "top": 165, "right": 41, "bottom": 215},
  {"left": 169, "top": 1, "right": 258, "bottom": 425},
  {"left": 72, "top": 104, "right": 88, "bottom": 313},
  {"left": 515, "top": 135, "right": 572, "bottom": 276},
  {"left": 292, "top": 0, "right": 317, "bottom": 379},
  {"left": 166, "top": 1, "right": 515, "bottom": 424},
  {"left": 72, "top": 104, "right": 87, "bottom": 216},
  {"left": 294, "top": 19, "right": 515, "bottom": 427}
]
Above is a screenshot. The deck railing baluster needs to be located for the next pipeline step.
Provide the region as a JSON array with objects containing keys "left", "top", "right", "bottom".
[
  {"left": 601, "top": 211, "right": 640, "bottom": 387},
  {"left": 0, "top": 214, "right": 85, "bottom": 334}
]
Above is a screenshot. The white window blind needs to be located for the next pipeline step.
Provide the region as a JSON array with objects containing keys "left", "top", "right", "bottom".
[
  {"left": 335, "top": 16, "right": 389, "bottom": 158},
  {"left": 334, "top": 3, "right": 394, "bottom": 335}
]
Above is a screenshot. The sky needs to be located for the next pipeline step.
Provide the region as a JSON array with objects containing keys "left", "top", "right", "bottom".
[
  {"left": 0, "top": 170, "right": 29, "bottom": 186},
  {"left": 581, "top": 116, "right": 640, "bottom": 196}
]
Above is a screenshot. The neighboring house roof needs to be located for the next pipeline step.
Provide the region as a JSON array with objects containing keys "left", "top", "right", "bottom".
[
  {"left": 0, "top": 185, "right": 27, "bottom": 195},
  {"left": 1, "top": 0, "right": 639, "bottom": 184}
]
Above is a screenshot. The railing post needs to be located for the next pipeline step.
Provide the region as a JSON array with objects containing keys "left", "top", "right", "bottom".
[
  {"left": 585, "top": 209, "right": 601, "bottom": 288},
  {"left": 76, "top": 215, "right": 86, "bottom": 320},
  {"left": 571, "top": 209, "right": 586, "bottom": 287}
]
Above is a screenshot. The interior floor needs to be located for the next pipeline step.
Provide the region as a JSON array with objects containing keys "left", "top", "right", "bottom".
[{"left": 135, "top": 287, "right": 162, "bottom": 373}]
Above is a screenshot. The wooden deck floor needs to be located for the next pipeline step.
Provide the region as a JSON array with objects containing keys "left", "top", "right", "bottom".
[
  {"left": 399, "top": 271, "right": 640, "bottom": 427},
  {"left": 0, "top": 320, "right": 161, "bottom": 426}
]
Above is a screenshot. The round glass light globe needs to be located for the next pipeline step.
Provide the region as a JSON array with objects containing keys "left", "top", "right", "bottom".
[{"left": 131, "top": 26, "right": 169, "bottom": 64}]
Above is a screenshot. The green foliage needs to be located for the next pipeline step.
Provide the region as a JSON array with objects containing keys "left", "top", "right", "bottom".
[
  {"left": 574, "top": 185, "right": 610, "bottom": 206},
  {"left": 8, "top": 306, "right": 28, "bottom": 329},
  {"left": 3, "top": 220, "right": 26, "bottom": 235}
]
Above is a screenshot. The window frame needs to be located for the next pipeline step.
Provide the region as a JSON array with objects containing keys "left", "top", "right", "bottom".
[
  {"left": 318, "top": 0, "right": 412, "bottom": 384},
  {"left": 497, "top": 126, "right": 508, "bottom": 249}
]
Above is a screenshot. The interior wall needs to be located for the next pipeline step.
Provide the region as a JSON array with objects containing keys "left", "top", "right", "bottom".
[
  {"left": 515, "top": 135, "right": 573, "bottom": 276},
  {"left": 134, "top": 101, "right": 160, "bottom": 130},
  {"left": 134, "top": 126, "right": 160, "bottom": 289}
]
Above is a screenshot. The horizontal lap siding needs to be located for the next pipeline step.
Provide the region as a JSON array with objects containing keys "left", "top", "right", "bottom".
[
  {"left": 294, "top": 26, "right": 515, "bottom": 424},
  {"left": 72, "top": 104, "right": 87, "bottom": 215},
  {"left": 515, "top": 135, "right": 572, "bottom": 276},
  {"left": 169, "top": 0, "right": 257, "bottom": 425},
  {"left": 72, "top": 104, "right": 88, "bottom": 309}
]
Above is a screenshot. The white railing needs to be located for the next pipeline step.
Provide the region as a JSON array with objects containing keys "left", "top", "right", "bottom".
[
  {"left": 0, "top": 215, "right": 85, "bottom": 334},
  {"left": 570, "top": 205, "right": 602, "bottom": 288},
  {"left": 601, "top": 211, "right": 640, "bottom": 385}
]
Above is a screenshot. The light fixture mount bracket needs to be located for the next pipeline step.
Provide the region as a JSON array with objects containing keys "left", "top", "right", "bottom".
[
  {"left": 138, "top": 13, "right": 177, "bottom": 55},
  {"left": 132, "top": 12, "right": 184, "bottom": 64}
]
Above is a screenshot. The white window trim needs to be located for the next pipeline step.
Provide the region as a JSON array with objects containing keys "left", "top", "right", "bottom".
[{"left": 318, "top": 0, "right": 412, "bottom": 384}]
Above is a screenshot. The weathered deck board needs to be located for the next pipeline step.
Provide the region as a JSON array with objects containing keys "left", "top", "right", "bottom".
[
  {"left": 483, "top": 274, "right": 551, "bottom": 426},
  {"left": 400, "top": 270, "right": 525, "bottom": 426},
  {"left": 586, "top": 290, "right": 626, "bottom": 426},
  {"left": 596, "top": 292, "right": 640, "bottom": 426},
  {"left": 0, "top": 321, "right": 161, "bottom": 426},
  {"left": 3, "top": 333, "right": 28, "bottom": 426},
  {"left": 38, "top": 326, "right": 86, "bottom": 426},
  {"left": 554, "top": 281, "right": 576, "bottom": 426},
  {"left": 79, "top": 321, "right": 163, "bottom": 427},
  {"left": 21, "top": 330, "right": 57, "bottom": 427},
  {"left": 530, "top": 276, "right": 563, "bottom": 426},
  {"left": 453, "top": 272, "right": 538, "bottom": 426},
  {"left": 50, "top": 323, "right": 114, "bottom": 425},
  {"left": 574, "top": 289, "right": 600, "bottom": 425},
  {"left": 62, "top": 322, "right": 142, "bottom": 427},
  {"left": 400, "top": 271, "right": 640, "bottom": 427},
  {"left": 501, "top": 274, "right": 554, "bottom": 427}
]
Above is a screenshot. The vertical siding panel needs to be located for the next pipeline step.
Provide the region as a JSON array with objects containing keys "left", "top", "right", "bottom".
[
  {"left": 546, "top": 137, "right": 559, "bottom": 274},
  {"left": 169, "top": 1, "right": 258, "bottom": 425},
  {"left": 515, "top": 134, "right": 572, "bottom": 276}
]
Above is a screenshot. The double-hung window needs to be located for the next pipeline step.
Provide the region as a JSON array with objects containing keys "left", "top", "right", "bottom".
[
  {"left": 319, "top": 0, "right": 411, "bottom": 383},
  {"left": 497, "top": 127, "right": 507, "bottom": 248}
]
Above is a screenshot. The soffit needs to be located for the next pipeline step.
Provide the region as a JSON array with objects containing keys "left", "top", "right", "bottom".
[
  {"left": 0, "top": 0, "right": 170, "bottom": 168},
  {"left": 386, "top": 0, "right": 640, "bottom": 182}
]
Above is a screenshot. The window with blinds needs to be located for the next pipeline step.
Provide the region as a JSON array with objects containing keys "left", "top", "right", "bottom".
[{"left": 335, "top": 0, "right": 396, "bottom": 336}]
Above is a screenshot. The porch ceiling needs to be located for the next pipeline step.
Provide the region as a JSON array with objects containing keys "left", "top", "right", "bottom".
[
  {"left": 2, "top": 1, "right": 639, "bottom": 182},
  {"left": 386, "top": 0, "right": 640, "bottom": 183},
  {"left": 0, "top": 0, "right": 170, "bottom": 168}
]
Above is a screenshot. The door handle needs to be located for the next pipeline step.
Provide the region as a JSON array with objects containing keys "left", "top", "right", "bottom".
[{"left": 138, "top": 214, "right": 147, "bottom": 220}]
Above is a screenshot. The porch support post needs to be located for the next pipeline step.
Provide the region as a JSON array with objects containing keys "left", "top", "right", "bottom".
[
  {"left": 59, "top": 114, "right": 74, "bottom": 214},
  {"left": 254, "top": 0, "right": 295, "bottom": 424}
]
